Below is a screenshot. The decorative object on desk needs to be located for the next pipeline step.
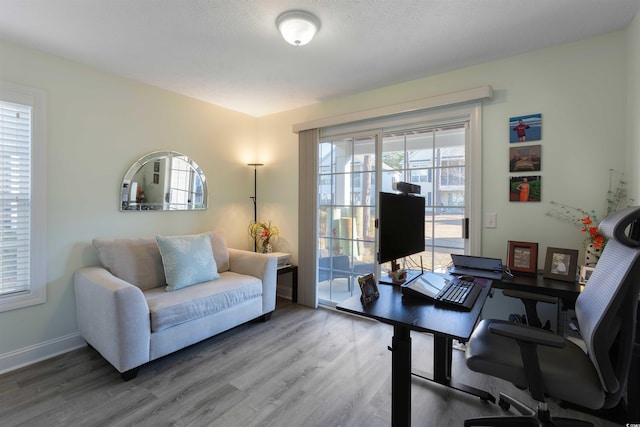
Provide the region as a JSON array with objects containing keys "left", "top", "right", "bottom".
[
  {"left": 509, "top": 175, "right": 541, "bottom": 202},
  {"left": 547, "top": 169, "right": 633, "bottom": 266},
  {"left": 358, "top": 273, "right": 379, "bottom": 304},
  {"left": 248, "top": 220, "right": 279, "bottom": 253},
  {"left": 507, "top": 240, "right": 538, "bottom": 275},
  {"left": 389, "top": 268, "right": 407, "bottom": 284},
  {"left": 579, "top": 265, "right": 595, "bottom": 285},
  {"left": 543, "top": 247, "right": 579, "bottom": 282}
]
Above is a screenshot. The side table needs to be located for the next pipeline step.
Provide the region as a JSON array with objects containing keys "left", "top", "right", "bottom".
[{"left": 277, "top": 265, "right": 298, "bottom": 303}]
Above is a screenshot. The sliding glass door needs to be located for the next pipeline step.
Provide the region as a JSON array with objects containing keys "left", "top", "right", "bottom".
[
  {"left": 380, "top": 125, "right": 467, "bottom": 278},
  {"left": 318, "top": 134, "right": 378, "bottom": 303},
  {"left": 315, "top": 105, "right": 480, "bottom": 306}
]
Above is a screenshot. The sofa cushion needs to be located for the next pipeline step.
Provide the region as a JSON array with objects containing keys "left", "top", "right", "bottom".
[
  {"left": 209, "top": 231, "right": 230, "bottom": 273},
  {"left": 144, "top": 271, "right": 263, "bottom": 332},
  {"left": 156, "top": 232, "right": 220, "bottom": 291},
  {"left": 93, "top": 237, "right": 166, "bottom": 291}
]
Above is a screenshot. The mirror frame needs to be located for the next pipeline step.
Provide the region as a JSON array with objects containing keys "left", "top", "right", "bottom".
[{"left": 120, "top": 151, "right": 208, "bottom": 211}]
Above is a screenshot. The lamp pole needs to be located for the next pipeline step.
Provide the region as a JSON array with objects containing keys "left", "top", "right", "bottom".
[{"left": 248, "top": 163, "right": 263, "bottom": 252}]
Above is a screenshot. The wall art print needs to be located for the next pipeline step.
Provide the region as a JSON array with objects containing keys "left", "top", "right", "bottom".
[{"left": 509, "top": 113, "right": 542, "bottom": 143}]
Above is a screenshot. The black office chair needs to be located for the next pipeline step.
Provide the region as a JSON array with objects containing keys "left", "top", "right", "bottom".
[{"left": 465, "top": 206, "right": 640, "bottom": 426}]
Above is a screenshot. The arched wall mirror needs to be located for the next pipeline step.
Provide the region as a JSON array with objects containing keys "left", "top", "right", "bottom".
[{"left": 120, "top": 151, "right": 208, "bottom": 211}]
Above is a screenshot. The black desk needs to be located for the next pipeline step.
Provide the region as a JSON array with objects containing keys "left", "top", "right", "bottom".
[
  {"left": 495, "top": 273, "right": 582, "bottom": 310},
  {"left": 337, "top": 279, "right": 493, "bottom": 427}
]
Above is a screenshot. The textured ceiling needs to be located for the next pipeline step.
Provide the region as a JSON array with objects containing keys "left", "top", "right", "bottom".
[{"left": 1, "top": 0, "right": 639, "bottom": 117}]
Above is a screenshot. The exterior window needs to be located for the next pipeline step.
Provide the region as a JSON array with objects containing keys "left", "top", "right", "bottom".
[{"left": 0, "top": 82, "right": 46, "bottom": 312}]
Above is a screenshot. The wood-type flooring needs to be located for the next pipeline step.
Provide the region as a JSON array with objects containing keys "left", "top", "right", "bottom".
[{"left": 0, "top": 298, "right": 625, "bottom": 426}]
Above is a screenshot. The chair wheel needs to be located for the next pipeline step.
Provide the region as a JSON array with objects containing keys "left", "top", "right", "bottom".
[{"left": 498, "top": 397, "right": 511, "bottom": 411}]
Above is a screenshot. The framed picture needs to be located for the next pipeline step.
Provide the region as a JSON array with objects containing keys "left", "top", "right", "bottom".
[
  {"left": 153, "top": 160, "right": 160, "bottom": 173},
  {"left": 509, "top": 145, "right": 541, "bottom": 172},
  {"left": 153, "top": 173, "right": 159, "bottom": 184},
  {"left": 358, "top": 273, "right": 379, "bottom": 304},
  {"left": 507, "top": 241, "right": 538, "bottom": 275},
  {"left": 579, "top": 266, "right": 595, "bottom": 285},
  {"left": 509, "top": 175, "right": 541, "bottom": 202},
  {"left": 509, "top": 113, "right": 542, "bottom": 143},
  {"left": 543, "top": 247, "right": 579, "bottom": 282}
]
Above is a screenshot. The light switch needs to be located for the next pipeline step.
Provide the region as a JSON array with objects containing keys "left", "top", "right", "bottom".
[{"left": 485, "top": 212, "right": 497, "bottom": 228}]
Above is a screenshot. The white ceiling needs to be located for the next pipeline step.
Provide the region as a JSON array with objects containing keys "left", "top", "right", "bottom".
[{"left": 1, "top": 0, "right": 639, "bottom": 117}]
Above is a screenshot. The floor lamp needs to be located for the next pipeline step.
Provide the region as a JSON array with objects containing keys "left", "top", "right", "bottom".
[{"left": 248, "top": 163, "right": 263, "bottom": 252}]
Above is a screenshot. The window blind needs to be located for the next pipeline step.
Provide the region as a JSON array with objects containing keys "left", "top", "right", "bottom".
[{"left": 0, "top": 100, "right": 32, "bottom": 297}]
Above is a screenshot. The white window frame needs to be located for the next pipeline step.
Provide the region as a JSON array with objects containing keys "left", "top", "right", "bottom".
[{"left": 0, "top": 81, "right": 47, "bottom": 312}]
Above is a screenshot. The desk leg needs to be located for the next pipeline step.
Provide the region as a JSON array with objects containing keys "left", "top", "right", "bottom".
[
  {"left": 412, "top": 336, "right": 496, "bottom": 403},
  {"left": 391, "top": 325, "right": 411, "bottom": 427},
  {"left": 433, "top": 335, "right": 453, "bottom": 383}
]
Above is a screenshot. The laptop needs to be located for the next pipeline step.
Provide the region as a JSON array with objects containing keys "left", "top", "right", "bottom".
[{"left": 449, "top": 254, "right": 503, "bottom": 280}]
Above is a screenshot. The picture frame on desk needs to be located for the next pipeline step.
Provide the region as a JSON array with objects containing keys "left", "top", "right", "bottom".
[
  {"left": 579, "top": 265, "right": 595, "bottom": 285},
  {"left": 543, "top": 247, "right": 579, "bottom": 282},
  {"left": 358, "top": 273, "right": 379, "bottom": 304},
  {"left": 507, "top": 240, "right": 538, "bottom": 275}
]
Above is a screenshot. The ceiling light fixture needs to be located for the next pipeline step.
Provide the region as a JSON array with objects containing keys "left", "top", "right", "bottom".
[{"left": 276, "top": 10, "right": 320, "bottom": 46}]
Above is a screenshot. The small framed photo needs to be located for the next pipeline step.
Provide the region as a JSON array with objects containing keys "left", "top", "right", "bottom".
[
  {"left": 579, "top": 266, "right": 595, "bottom": 285},
  {"left": 543, "top": 247, "right": 579, "bottom": 282},
  {"left": 358, "top": 273, "right": 379, "bottom": 304},
  {"left": 509, "top": 145, "right": 541, "bottom": 172},
  {"left": 507, "top": 241, "right": 538, "bottom": 275},
  {"left": 509, "top": 175, "right": 541, "bottom": 202},
  {"left": 509, "top": 113, "right": 542, "bottom": 143}
]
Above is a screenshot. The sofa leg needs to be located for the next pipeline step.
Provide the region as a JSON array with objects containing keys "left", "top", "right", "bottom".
[
  {"left": 120, "top": 367, "right": 139, "bottom": 381},
  {"left": 261, "top": 311, "right": 273, "bottom": 322}
]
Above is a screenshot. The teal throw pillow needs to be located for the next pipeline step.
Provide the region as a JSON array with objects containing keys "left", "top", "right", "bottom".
[{"left": 156, "top": 232, "right": 220, "bottom": 291}]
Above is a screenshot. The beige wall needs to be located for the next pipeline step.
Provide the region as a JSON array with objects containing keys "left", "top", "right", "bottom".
[
  {"left": 0, "top": 39, "right": 259, "bottom": 363},
  {"left": 0, "top": 25, "right": 636, "bottom": 369},
  {"left": 259, "top": 29, "right": 630, "bottom": 267}
]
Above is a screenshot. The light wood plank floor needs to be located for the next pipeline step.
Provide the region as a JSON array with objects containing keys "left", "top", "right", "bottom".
[{"left": 0, "top": 299, "right": 624, "bottom": 426}]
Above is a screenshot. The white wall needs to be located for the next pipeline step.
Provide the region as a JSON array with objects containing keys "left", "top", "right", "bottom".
[
  {"left": 0, "top": 26, "right": 636, "bottom": 370},
  {"left": 259, "top": 29, "right": 629, "bottom": 269},
  {"left": 0, "top": 39, "right": 259, "bottom": 367}
]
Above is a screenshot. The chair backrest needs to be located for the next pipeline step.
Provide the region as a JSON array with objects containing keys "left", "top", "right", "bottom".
[{"left": 575, "top": 206, "right": 640, "bottom": 408}]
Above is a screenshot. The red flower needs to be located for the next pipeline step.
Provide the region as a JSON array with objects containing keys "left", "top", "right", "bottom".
[
  {"left": 593, "top": 234, "right": 605, "bottom": 248},
  {"left": 581, "top": 216, "right": 593, "bottom": 226}
]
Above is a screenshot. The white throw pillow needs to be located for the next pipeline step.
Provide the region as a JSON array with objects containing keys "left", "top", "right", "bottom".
[{"left": 156, "top": 232, "right": 220, "bottom": 291}]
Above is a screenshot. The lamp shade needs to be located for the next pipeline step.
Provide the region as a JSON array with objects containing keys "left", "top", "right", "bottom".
[{"left": 276, "top": 10, "right": 320, "bottom": 46}]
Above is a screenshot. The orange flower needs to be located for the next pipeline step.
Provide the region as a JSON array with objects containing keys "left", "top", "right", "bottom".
[
  {"left": 593, "top": 234, "right": 605, "bottom": 248},
  {"left": 581, "top": 216, "right": 593, "bottom": 226}
]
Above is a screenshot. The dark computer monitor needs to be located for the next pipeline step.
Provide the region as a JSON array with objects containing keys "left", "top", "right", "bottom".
[{"left": 378, "top": 191, "right": 425, "bottom": 268}]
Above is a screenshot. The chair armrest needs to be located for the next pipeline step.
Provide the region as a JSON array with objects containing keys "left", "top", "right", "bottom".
[
  {"left": 228, "top": 248, "right": 278, "bottom": 313},
  {"left": 488, "top": 321, "right": 566, "bottom": 402},
  {"left": 488, "top": 322, "right": 566, "bottom": 348},
  {"left": 74, "top": 267, "right": 151, "bottom": 373}
]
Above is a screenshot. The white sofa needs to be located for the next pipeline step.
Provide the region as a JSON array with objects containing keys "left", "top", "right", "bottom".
[{"left": 74, "top": 232, "right": 277, "bottom": 380}]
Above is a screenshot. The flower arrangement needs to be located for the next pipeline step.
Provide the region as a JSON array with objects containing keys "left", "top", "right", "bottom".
[
  {"left": 547, "top": 169, "right": 632, "bottom": 252},
  {"left": 248, "top": 220, "right": 279, "bottom": 253}
]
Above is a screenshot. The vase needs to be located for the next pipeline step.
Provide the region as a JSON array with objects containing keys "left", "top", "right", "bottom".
[
  {"left": 584, "top": 243, "right": 602, "bottom": 267},
  {"left": 261, "top": 242, "right": 273, "bottom": 253}
]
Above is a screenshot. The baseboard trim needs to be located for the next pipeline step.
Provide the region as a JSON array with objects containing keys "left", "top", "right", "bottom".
[{"left": 0, "top": 333, "right": 86, "bottom": 375}]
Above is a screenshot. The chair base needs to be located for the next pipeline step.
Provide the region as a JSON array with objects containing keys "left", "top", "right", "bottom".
[{"left": 465, "top": 393, "right": 594, "bottom": 427}]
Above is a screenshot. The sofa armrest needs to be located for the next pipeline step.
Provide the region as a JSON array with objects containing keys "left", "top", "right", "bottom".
[
  {"left": 228, "top": 248, "right": 278, "bottom": 314},
  {"left": 74, "top": 267, "right": 151, "bottom": 373}
]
